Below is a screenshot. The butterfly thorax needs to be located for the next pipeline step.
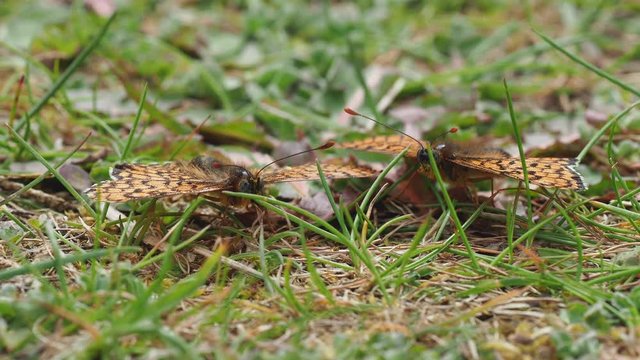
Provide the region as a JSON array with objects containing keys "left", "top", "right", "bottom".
[
  {"left": 190, "top": 156, "right": 261, "bottom": 194},
  {"left": 225, "top": 167, "right": 260, "bottom": 193},
  {"left": 416, "top": 143, "right": 453, "bottom": 182},
  {"left": 416, "top": 142, "right": 506, "bottom": 184}
]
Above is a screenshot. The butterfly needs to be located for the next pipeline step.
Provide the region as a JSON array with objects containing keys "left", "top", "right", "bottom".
[
  {"left": 339, "top": 108, "right": 587, "bottom": 191},
  {"left": 86, "top": 152, "right": 378, "bottom": 202}
]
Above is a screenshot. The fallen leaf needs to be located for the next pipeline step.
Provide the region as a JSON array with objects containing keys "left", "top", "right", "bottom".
[
  {"left": 9, "top": 161, "right": 47, "bottom": 174},
  {"left": 337, "top": 65, "right": 392, "bottom": 127},
  {"left": 389, "top": 104, "right": 444, "bottom": 137},
  {"left": 296, "top": 191, "right": 334, "bottom": 219},
  {"left": 585, "top": 109, "right": 609, "bottom": 126},
  {"left": 271, "top": 140, "right": 315, "bottom": 167},
  {"left": 59, "top": 164, "right": 92, "bottom": 191},
  {"left": 85, "top": 0, "right": 116, "bottom": 17}
]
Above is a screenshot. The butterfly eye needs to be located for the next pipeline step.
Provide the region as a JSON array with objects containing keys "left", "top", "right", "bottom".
[
  {"left": 417, "top": 148, "right": 442, "bottom": 166},
  {"left": 417, "top": 149, "right": 430, "bottom": 166},
  {"left": 237, "top": 179, "right": 253, "bottom": 193}
]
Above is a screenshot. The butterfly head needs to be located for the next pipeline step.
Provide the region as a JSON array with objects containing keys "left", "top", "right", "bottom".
[
  {"left": 343, "top": 107, "right": 456, "bottom": 169},
  {"left": 191, "top": 157, "right": 262, "bottom": 194},
  {"left": 417, "top": 142, "right": 445, "bottom": 171},
  {"left": 231, "top": 167, "right": 261, "bottom": 194}
]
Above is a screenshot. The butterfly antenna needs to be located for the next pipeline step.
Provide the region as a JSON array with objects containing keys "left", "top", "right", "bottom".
[
  {"left": 430, "top": 127, "right": 458, "bottom": 142},
  {"left": 344, "top": 108, "right": 458, "bottom": 146},
  {"left": 344, "top": 108, "right": 426, "bottom": 151},
  {"left": 255, "top": 141, "right": 336, "bottom": 177}
]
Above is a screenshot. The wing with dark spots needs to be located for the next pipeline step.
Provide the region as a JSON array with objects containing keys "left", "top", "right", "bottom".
[
  {"left": 260, "top": 163, "right": 379, "bottom": 184},
  {"left": 337, "top": 135, "right": 425, "bottom": 158},
  {"left": 448, "top": 157, "right": 587, "bottom": 190},
  {"left": 85, "top": 162, "right": 235, "bottom": 202}
]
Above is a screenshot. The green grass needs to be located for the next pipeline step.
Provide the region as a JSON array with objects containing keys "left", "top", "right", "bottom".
[{"left": 1, "top": 1, "right": 640, "bottom": 358}]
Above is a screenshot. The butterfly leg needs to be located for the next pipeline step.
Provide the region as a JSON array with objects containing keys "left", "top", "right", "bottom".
[
  {"left": 463, "top": 181, "right": 479, "bottom": 205},
  {"left": 488, "top": 178, "right": 496, "bottom": 206},
  {"left": 201, "top": 194, "right": 246, "bottom": 228}
]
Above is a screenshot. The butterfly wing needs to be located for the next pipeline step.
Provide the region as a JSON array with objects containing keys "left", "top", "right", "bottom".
[
  {"left": 85, "top": 162, "right": 233, "bottom": 202},
  {"left": 338, "top": 135, "right": 425, "bottom": 158},
  {"left": 260, "top": 163, "right": 378, "bottom": 184},
  {"left": 447, "top": 157, "right": 586, "bottom": 190},
  {"left": 440, "top": 143, "right": 511, "bottom": 159}
]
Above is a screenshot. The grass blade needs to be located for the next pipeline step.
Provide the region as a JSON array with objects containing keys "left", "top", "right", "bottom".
[
  {"left": 14, "top": 13, "right": 118, "bottom": 132},
  {"left": 534, "top": 29, "right": 640, "bottom": 97}
]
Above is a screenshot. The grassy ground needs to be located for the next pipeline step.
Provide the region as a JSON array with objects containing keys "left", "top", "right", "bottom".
[{"left": 1, "top": 0, "right": 640, "bottom": 358}]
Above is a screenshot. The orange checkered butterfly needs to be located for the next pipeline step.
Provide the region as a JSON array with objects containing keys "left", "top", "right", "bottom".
[
  {"left": 339, "top": 108, "right": 587, "bottom": 190},
  {"left": 86, "top": 142, "right": 379, "bottom": 202}
]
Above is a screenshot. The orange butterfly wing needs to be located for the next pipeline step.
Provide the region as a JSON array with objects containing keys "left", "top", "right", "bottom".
[
  {"left": 338, "top": 135, "right": 425, "bottom": 158},
  {"left": 85, "top": 162, "right": 233, "bottom": 202},
  {"left": 448, "top": 157, "right": 586, "bottom": 190},
  {"left": 259, "top": 162, "right": 378, "bottom": 184},
  {"left": 338, "top": 135, "right": 585, "bottom": 190}
]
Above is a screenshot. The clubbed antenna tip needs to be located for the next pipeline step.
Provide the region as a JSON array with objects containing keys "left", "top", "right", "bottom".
[{"left": 344, "top": 107, "right": 359, "bottom": 116}]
